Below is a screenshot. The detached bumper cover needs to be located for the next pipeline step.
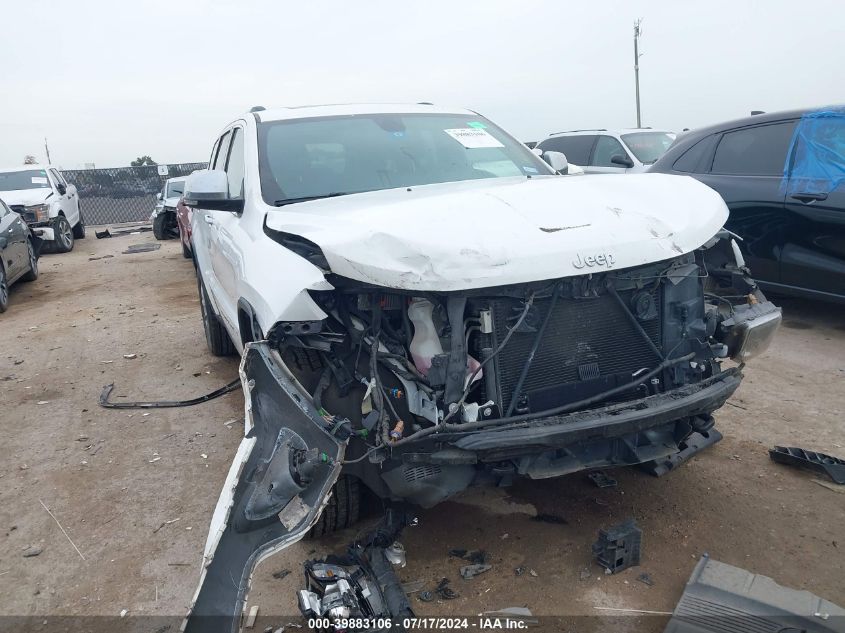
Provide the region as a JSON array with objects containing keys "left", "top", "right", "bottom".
[{"left": 185, "top": 344, "right": 347, "bottom": 633}]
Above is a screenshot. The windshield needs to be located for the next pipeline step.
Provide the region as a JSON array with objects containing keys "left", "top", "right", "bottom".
[
  {"left": 0, "top": 169, "right": 52, "bottom": 192},
  {"left": 258, "top": 113, "right": 552, "bottom": 205},
  {"left": 166, "top": 180, "right": 185, "bottom": 198},
  {"left": 620, "top": 132, "right": 675, "bottom": 164}
]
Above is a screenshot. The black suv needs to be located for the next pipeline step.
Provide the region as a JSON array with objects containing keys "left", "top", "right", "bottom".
[{"left": 650, "top": 107, "right": 845, "bottom": 303}]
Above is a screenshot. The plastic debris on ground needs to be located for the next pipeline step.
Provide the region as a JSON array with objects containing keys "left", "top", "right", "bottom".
[{"left": 592, "top": 518, "right": 642, "bottom": 574}]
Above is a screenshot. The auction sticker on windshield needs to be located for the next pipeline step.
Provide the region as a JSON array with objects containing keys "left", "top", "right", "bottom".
[{"left": 444, "top": 127, "right": 504, "bottom": 149}]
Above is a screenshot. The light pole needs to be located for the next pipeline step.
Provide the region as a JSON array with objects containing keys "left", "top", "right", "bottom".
[{"left": 634, "top": 19, "right": 643, "bottom": 128}]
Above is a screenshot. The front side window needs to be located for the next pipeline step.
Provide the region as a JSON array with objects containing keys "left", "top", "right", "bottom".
[
  {"left": 0, "top": 169, "right": 53, "bottom": 191},
  {"left": 258, "top": 113, "right": 552, "bottom": 205},
  {"left": 621, "top": 132, "right": 675, "bottom": 164},
  {"left": 592, "top": 135, "right": 628, "bottom": 167},
  {"left": 711, "top": 122, "right": 797, "bottom": 176},
  {"left": 225, "top": 128, "right": 245, "bottom": 198},
  {"left": 212, "top": 131, "right": 232, "bottom": 171}
]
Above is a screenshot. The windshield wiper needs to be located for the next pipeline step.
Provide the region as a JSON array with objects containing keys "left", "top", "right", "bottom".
[{"left": 274, "top": 192, "right": 349, "bottom": 207}]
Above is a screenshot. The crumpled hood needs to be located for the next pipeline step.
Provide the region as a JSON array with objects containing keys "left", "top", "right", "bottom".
[
  {"left": 0, "top": 189, "right": 52, "bottom": 207},
  {"left": 265, "top": 174, "right": 728, "bottom": 291}
]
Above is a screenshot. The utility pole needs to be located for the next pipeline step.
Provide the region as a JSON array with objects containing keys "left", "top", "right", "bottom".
[
  {"left": 633, "top": 19, "right": 643, "bottom": 128},
  {"left": 44, "top": 137, "right": 52, "bottom": 164}
]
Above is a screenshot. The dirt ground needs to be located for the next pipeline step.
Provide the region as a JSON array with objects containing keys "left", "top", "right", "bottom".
[{"left": 1, "top": 233, "right": 843, "bottom": 631}]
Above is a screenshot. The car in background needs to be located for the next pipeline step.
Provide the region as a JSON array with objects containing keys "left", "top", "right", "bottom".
[
  {"left": 649, "top": 106, "right": 845, "bottom": 304},
  {"left": 151, "top": 176, "right": 186, "bottom": 241},
  {"left": 0, "top": 199, "right": 39, "bottom": 312},
  {"left": 0, "top": 165, "right": 84, "bottom": 252},
  {"left": 536, "top": 128, "right": 675, "bottom": 174}
]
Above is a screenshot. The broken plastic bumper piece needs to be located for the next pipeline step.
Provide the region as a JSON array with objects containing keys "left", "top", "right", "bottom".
[
  {"left": 184, "top": 343, "right": 348, "bottom": 633},
  {"left": 665, "top": 553, "right": 845, "bottom": 632},
  {"left": 769, "top": 446, "right": 845, "bottom": 485}
]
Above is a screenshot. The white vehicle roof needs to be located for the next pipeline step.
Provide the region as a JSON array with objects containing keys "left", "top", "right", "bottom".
[
  {"left": 253, "top": 102, "right": 477, "bottom": 123},
  {"left": 546, "top": 128, "right": 673, "bottom": 137}
]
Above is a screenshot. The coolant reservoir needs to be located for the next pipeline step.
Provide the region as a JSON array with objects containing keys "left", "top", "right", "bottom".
[{"left": 408, "top": 299, "right": 443, "bottom": 375}]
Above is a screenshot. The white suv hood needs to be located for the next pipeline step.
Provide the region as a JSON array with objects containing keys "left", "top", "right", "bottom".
[
  {"left": 1, "top": 188, "right": 52, "bottom": 207},
  {"left": 265, "top": 173, "right": 728, "bottom": 291}
]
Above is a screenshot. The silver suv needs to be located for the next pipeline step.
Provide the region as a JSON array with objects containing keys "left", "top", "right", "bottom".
[{"left": 536, "top": 128, "right": 675, "bottom": 174}]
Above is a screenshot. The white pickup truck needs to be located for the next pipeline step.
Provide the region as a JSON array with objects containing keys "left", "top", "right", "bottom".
[{"left": 0, "top": 166, "right": 84, "bottom": 252}]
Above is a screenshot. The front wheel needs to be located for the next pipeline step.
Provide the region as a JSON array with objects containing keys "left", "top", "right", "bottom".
[
  {"left": 197, "top": 273, "right": 235, "bottom": 356},
  {"left": 21, "top": 240, "right": 38, "bottom": 282},
  {"left": 152, "top": 213, "right": 169, "bottom": 240},
  {"left": 308, "top": 476, "right": 362, "bottom": 538},
  {"left": 53, "top": 216, "right": 74, "bottom": 253}
]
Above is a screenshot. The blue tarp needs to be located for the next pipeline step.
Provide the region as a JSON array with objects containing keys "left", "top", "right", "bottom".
[{"left": 783, "top": 106, "right": 845, "bottom": 195}]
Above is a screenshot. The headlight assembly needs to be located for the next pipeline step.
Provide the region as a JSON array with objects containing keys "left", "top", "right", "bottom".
[{"left": 25, "top": 203, "right": 51, "bottom": 222}]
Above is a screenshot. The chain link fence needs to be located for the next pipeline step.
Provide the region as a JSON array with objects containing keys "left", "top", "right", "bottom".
[{"left": 62, "top": 163, "right": 207, "bottom": 226}]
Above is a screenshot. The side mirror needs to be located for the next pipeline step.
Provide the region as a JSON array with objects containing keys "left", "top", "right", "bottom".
[
  {"left": 184, "top": 169, "right": 243, "bottom": 213},
  {"left": 611, "top": 154, "right": 634, "bottom": 168},
  {"left": 156, "top": 192, "right": 163, "bottom": 201},
  {"left": 56, "top": 183, "right": 67, "bottom": 195},
  {"left": 542, "top": 151, "right": 569, "bottom": 174}
]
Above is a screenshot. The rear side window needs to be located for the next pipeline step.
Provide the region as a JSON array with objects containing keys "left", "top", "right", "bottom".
[
  {"left": 672, "top": 135, "right": 716, "bottom": 173},
  {"left": 537, "top": 135, "right": 596, "bottom": 165},
  {"left": 592, "top": 135, "right": 627, "bottom": 167},
  {"left": 711, "top": 122, "right": 796, "bottom": 176}
]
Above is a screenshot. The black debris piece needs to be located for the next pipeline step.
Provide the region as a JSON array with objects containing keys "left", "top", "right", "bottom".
[
  {"left": 448, "top": 548, "right": 487, "bottom": 564},
  {"left": 639, "top": 429, "right": 723, "bottom": 477},
  {"left": 514, "top": 566, "right": 526, "bottom": 576},
  {"left": 592, "top": 519, "right": 641, "bottom": 574},
  {"left": 272, "top": 569, "right": 291, "bottom": 580},
  {"left": 435, "top": 577, "right": 459, "bottom": 600},
  {"left": 123, "top": 242, "right": 161, "bottom": 254},
  {"left": 418, "top": 591, "right": 434, "bottom": 603},
  {"left": 460, "top": 564, "right": 492, "bottom": 580},
  {"left": 99, "top": 380, "right": 240, "bottom": 409},
  {"left": 532, "top": 513, "right": 568, "bottom": 525},
  {"left": 637, "top": 572, "right": 654, "bottom": 586},
  {"left": 664, "top": 553, "right": 845, "bottom": 632},
  {"left": 587, "top": 471, "right": 618, "bottom": 488},
  {"left": 769, "top": 446, "right": 845, "bottom": 485}
]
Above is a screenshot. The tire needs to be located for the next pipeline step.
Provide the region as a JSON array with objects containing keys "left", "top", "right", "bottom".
[
  {"left": 153, "top": 213, "right": 168, "bottom": 241},
  {"left": 21, "top": 240, "right": 38, "bottom": 282},
  {"left": 308, "top": 476, "right": 361, "bottom": 538},
  {"left": 0, "top": 263, "right": 8, "bottom": 313},
  {"left": 53, "top": 215, "right": 74, "bottom": 253},
  {"left": 72, "top": 209, "right": 86, "bottom": 239},
  {"left": 197, "top": 273, "right": 235, "bottom": 356},
  {"left": 179, "top": 226, "right": 192, "bottom": 259}
]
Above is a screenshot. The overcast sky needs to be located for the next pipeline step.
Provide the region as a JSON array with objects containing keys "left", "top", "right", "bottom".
[{"left": 2, "top": 0, "right": 843, "bottom": 168}]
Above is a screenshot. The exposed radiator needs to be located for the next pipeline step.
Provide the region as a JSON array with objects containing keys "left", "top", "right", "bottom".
[{"left": 487, "top": 288, "right": 663, "bottom": 414}]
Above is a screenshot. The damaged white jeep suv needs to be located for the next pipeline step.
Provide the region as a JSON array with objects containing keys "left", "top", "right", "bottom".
[{"left": 183, "top": 104, "right": 781, "bottom": 629}]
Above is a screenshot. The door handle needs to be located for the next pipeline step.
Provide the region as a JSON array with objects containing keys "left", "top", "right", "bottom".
[
  {"left": 203, "top": 214, "right": 216, "bottom": 226},
  {"left": 790, "top": 192, "right": 828, "bottom": 202}
]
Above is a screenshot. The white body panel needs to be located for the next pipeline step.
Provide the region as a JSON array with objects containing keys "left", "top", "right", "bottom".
[{"left": 264, "top": 173, "right": 728, "bottom": 290}]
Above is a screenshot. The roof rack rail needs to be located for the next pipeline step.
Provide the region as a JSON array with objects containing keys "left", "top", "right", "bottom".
[
  {"left": 549, "top": 128, "right": 607, "bottom": 135},
  {"left": 417, "top": 101, "right": 434, "bottom": 105}
]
